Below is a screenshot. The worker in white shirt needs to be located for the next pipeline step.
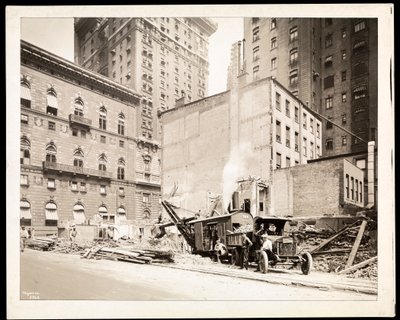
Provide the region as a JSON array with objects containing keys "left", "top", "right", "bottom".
[{"left": 256, "top": 232, "right": 280, "bottom": 271}]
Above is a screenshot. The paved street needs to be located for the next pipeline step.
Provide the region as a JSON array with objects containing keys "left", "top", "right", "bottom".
[{"left": 20, "top": 249, "right": 376, "bottom": 301}]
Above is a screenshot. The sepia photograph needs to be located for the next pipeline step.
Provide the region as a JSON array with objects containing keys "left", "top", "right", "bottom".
[{"left": 6, "top": 4, "right": 395, "bottom": 319}]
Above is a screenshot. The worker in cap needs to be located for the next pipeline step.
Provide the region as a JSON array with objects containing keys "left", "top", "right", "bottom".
[
  {"left": 239, "top": 232, "right": 253, "bottom": 270},
  {"left": 257, "top": 231, "right": 281, "bottom": 271}
]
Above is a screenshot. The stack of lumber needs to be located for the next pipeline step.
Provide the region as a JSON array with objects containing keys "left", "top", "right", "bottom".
[
  {"left": 293, "top": 217, "right": 377, "bottom": 281},
  {"left": 25, "top": 236, "right": 56, "bottom": 251},
  {"left": 81, "top": 246, "right": 175, "bottom": 264}
]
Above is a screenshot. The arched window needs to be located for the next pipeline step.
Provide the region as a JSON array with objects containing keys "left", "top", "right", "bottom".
[
  {"left": 21, "top": 79, "right": 31, "bottom": 108},
  {"left": 117, "top": 157, "right": 125, "bottom": 180},
  {"left": 73, "top": 148, "right": 84, "bottom": 167},
  {"left": 143, "top": 209, "right": 151, "bottom": 219},
  {"left": 46, "top": 89, "right": 58, "bottom": 116},
  {"left": 73, "top": 203, "right": 86, "bottom": 224},
  {"left": 20, "top": 136, "right": 31, "bottom": 165},
  {"left": 98, "top": 153, "right": 107, "bottom": 171},
  {"left": 99, "top": 106, "right": 107, "bottom": 130},
  {"left": 98, "top": 205, "right": 114, "bottom": 223},
  {"left": 45, "top": 201, "right": 58, "bottom": 226},
  {"left": 45, "top": 142, "right": 57, "bottom": 163},
  {"left": 74, "top": 97, "right": 84, "bottom": 116},
  {"left": 117, "top": 206, "right": 127, "bottom": 221},
  {"left": 20, "top": 199, "right": 32, "bottom": 226},
  {"left": 118, "top": 113, "right": 125, "bottom": 135}
]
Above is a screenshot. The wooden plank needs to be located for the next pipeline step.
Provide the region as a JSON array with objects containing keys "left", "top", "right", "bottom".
[
  {"left": 99, "top": 247, "right": 140, "bottom": 258},
  {"left": 310, "top": 220, "right": 361, "bottom": 254},
  {"left": 312, "top": 248, "right": 368, "bottom": 255},
  {"left": 338, "top": 256, "right": 377, "bottom": 274},
  {"left": 345, "top": 220, "right": 368, "bottom": 269},
  {"left": 117, "top": 257, "right": 146, "bottom": 264}
]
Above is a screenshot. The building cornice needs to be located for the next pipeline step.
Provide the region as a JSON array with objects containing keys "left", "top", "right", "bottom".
[{"left": 21, "top": 40, "right": 141, "bottom": 105}]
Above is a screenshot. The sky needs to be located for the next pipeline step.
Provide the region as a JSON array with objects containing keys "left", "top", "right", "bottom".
[{"left": 20, "top": 17, "right": 243, "bottom": 96}]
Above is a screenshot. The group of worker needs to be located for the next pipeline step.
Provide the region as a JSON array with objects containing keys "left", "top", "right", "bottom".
[{"left": 213, "top": 223, "right": 281, "bottom": 271}]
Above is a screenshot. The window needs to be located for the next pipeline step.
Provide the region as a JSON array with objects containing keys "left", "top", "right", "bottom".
[
  {"left": 100, "top": 185, "right": 106, "bottom": 195},
  {"left": 351, "top": 177, "right": 354, "bottom": 200},
  {"left": 289, "top": 26, "right": 298, "bottom": 42},
  {"left": 48, "top": 121, "right": 55, "bottom": 130},
  {"left": 74, "top": 98, "right": 84, "bottom": 116},
  {"left": 317, "top": 145, "right": 321, "bottom": 157},
  {"left": 80, "top": 130, "right": 86, "bottom": 138},
  {"left": 294, "top": 107, "right": 299, "bottom": 123},
  {"left": 119, "top": 187, "right": 125, "bottom": 197},
  {"left": 276, "top": 153, "right": 281, "bottom": 169},
  {"left": 20, "top": 136, "right": 31, "bottom": 165},
  {"left": 119, "top": 140, "right": 125, "bottom": 148},
  {"left": 346, "top": 174, "right": 349, "bottom": 198},
  {"left": 325, "top": 96, "right": 333, "bottom": 109},
  {"left": 253, "top": 46, "right": 260, "bottom": 61},
  {"left": 359, "top": 182, "right": 363, "bottom": 203},
  {"left": 144, "top": 159, "right": 150, "bottom": 171},
  {"left": 341, "top": 50, "right": 347, "bottom": 60},
  {"left": 342, "top": 29, "right": 347, "bottom": 38},
  {"left": 355, "top": 179, "right": 359, "bottom": 202},
  {"left": 47, "top": 178, "right": 56, "bottom": 189},
  {"left": 117, "top": 157, "right": 125, "bottom": 180},
  {"left": 325, "top": 34, "right": 332, "bottom": 48},
  {"left": 21, "top": 80, "right": 31, "bottom": 108},
  {"left": 21, "top": 114, "right": 29, "bottom": 124},
  {"left": 310, "top": 142, "right": 314, "bottom": 158},
  {"left": 275, "top": 92, "right": 281, "bottom": 110},
  {"left": 80, "top": 182, "right": 86, "bottom": 192},
  {"left": 271, "top": 37, "right": 277, "bottom": 49},
  {"left": 342, "top": 92, "right": 347, "bottom": 103},
  {"left": 72, "top": 128, "right": 78, "bottom": 136},
  {"left": 276, "top": 121, "right": 281, "bottom": 143},
  {"left": 253, "top": 27, "right": 260, "bottom": 41},
  {"left": 270, "top": 18, "right": 277, "bottom": 29},
  {"left": 20, "top": 199, "right": 32, "bottom": 225},
  {"left": 99, "top": 106, "right": 107, "bottom": 130},
  {"left": 73, "top": 203, "right": 86, "bottom": 224},
  {"left": 353, "top": 85, "right": 367, "bottom": 100},
  {"left": 100, "top": 135, "right": 106, "bottom": 143},
  {"left": 353, "top": 62, "right": 368, "bottom": 76},
  {"left": 290, "top": 48, "right": 298, "bottom": 65},
  {"left": 285, "top": 100, "right": 290, "bottom": 117},
  {"left": 253, "top": 66, "right": 259, "bottom": 80},
  {"left": 354, "top": 21, "right": 366, "bottom": 32},
  {"left": 342, "top": 135, "right": 347, "bottom": 146},
  {"left": 326, "top": 138, "right": 333, "bottom": 150},
  {"left": 289, "top": 69, "right": 298, "bottom": 86},
  {"left": 20, "top": 174, "right": 29, "bottom": 186},
  {"left": 316, "top": 123, "right": 320, "bottom": 138},
  {"left": 292, "top": 90, "right": 299, "bottom": 98},
  {"left": 353, "top": 40, "right": 367, "bottom": 55},
  {"left": 285, "top": 126, "right": 290, "bottom": 147},
  {"left": 73, "top": 148, "right": 84, "bottom": 167},
  {"left": 342, "top": 113, "right": 347, "bottom": 124},
  {"left": 143, "top": 193, "right": 150, "bottom": 204},
  {"left": 45, "top": 202, "right": 58, "bottom": 226},
  {"left": 271, "top": 57, "right": 277, "bottom": 69},
  {"left": 324, "top": 75, "right": 334, "bottom": 89},
  {"left": 294, "top": 132, "right": 299, "bottom": 152},
  {"left": 303, "top": 138, "right": 307, "bottom": 156},
  {"left": 45, "top": 142, "right": 57, "bottom": 163},
  {"left": 326, "top": 118, "right": 333, "bottom": 129},
  {"left": 310, "top": 118, "right": 314, "bottom": 133},
  {"left": 340, "top": 71, "right": 347, "bottom": 82},
  {"left": 252, "top": 17, "right": 260, "bottom": 24},
  {"left": 324, "top": 55, "right": 333, "bottom": 67},
  {"left": 286, "top": 157, "right": 290, "bottom": 167},
  {"left": 98, "top": 153, "right": 107, "bottom": 171},
  {"left": 302, "top": 113, "right": 307, "bottom": 129},
  {"left": 46, "top": 89, "right": 58, "bottom": 116}
]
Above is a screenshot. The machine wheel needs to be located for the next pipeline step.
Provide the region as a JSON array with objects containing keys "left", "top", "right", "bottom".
[
  {"left": 231, "top": 248, "right": 240, "bottom": 266},
  {"left": 301, "top": 252, "right": 313, "bottom": 275},
  {"left": 259, "top": 251, "right": 269, "bottom": 274}
]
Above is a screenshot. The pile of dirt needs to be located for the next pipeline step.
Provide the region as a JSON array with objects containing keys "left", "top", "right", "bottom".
[{"left": 173, "top": 253, "right": 217, "bottom": 266}]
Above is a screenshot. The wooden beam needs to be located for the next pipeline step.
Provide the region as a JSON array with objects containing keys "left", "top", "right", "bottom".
[
  {"left": 310, "top": 220, "right": 361, "bottom": 254},
  {"left": 338, "top": 256, "right": 377, "bottom": 274},
  {"left": 345, "top": 219, "right": 368, "bottom": 269}
]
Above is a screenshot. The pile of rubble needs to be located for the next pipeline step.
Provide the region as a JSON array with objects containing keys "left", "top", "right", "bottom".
[
  {"left": 230, "top": 224, "right": 253, "bottom": 234},
  {"left": 25, "top": 236, "right": 57, "bottom": 251},
  {"left": 173, "top": 253, "right": 217, "bottom": 266},
  {"left": 292, "top": 215, "right": 377, "bottom": 281}
]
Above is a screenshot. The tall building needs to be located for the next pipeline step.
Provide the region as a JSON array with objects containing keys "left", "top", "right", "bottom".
[
  {"left": 228, "top": 18, "right": 377, "bottom": 157},
  {"left": 20, "top": 41, "right": 160, "bottom": 237},
  {"left": 160, "top": 77, "right": 322, "bottom": 215}
]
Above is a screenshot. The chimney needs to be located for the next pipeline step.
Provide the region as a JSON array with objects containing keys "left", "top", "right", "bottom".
[{"left": 367, "top": 141, "right": 375, "bottom": 208}]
